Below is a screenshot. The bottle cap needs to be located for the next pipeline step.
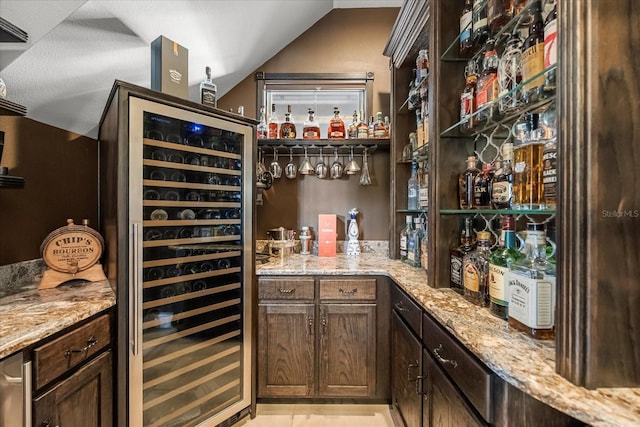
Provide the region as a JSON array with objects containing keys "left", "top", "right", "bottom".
[
  {"left": 526, "top": 222, "right": 545, "bottom": 232},
  {"left": 477, "top": 231, "right": 491, "bottom": 241}
]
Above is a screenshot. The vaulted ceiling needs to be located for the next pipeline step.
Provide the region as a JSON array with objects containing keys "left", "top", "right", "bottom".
[{"left": 0, "top": 0, "right": 401, "bottom": 138}]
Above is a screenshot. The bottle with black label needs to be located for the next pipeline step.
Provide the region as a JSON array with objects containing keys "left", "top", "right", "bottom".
[
  {"left": 543, "top": 137, "right": 557, "bottom": 209},
  {"left": 459, "top": 0, "right": 474, "bottom": 55},
  {"left": 450, "top": 217, "right": 476, "bottom": 293},
  {"left": 472, "top": 0, "right": 489, "bottom": 53},
  {"left": 199, "top": 66, "right": 217, "bottom": 108}
]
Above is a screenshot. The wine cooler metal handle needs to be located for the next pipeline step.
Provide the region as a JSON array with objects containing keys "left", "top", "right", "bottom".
[
  {"left": 433, "top": 344, "right": 458, "bottom": 368},
  {"left": 132, "top": 223, "right": 142, "bottom": 356}
]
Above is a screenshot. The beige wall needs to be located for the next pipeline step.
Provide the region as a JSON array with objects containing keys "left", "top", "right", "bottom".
[
  {"left": 219, "top": 8, "right": 398, "bottom": 240},
  {"left": 0, "top": 116, "right": 98, "bottom": 265}
]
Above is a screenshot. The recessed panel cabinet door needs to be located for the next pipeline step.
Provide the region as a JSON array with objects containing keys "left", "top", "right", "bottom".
[
  {"left": 318, "top": 303, "right": 376, "bottom": 396},
  {"left": 391, "top": 311, "right": 422, "bottom": 427},
  {"left": 258, "top": 303, "right": 315, "bottom": 397},
  {"left": 33, "top": 351, "right": 113, "bottom": 427}
]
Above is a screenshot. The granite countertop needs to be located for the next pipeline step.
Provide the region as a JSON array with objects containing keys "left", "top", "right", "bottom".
[
  {"left": 0, "top": 276, "right": 116, "bottom": 360},
  {"left": 257, "top": 253, "right": 640, "bottom": 427}
]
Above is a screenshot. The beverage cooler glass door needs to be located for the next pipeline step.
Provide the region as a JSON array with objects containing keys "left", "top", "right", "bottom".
[{"left": 128, "top": 97, "right": 253, "bottom": 427}]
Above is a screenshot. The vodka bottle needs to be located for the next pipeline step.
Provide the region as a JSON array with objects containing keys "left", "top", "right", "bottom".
[{"left": 407, "top": 161, "right": 419, "bottom": 210}]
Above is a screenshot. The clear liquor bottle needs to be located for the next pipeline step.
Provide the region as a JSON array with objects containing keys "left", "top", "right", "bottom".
[
  {"left": 450, "top": 217, "right": 476, "bottom": 293},
  {"left": 348, "top": 111, "right": 359, "bottom": 139},
  {"left": 498, "top": 34, "right": 523, "bottom": 115},
  {"left": 199, "top": 66, "right": 217, "bottom": 108},
  {"left": 268, "top": 104, "right": 279, "bottom": 139},
  {"left": 463, "top": 230, "right": 491, "bottom": 307},
  {"left": 256, "top": 106, "right": 268, "bottom": 139},
  {"left": 506, "top": 223, "right": 556, "bottom": 339},
  {"left": 400, "top": 215, "right": 413, "bottom": 263},
  {"left": 459, "top": 155, "right": 480, "bottom": 209},
  {"left": 407, "top": 217, "right": 425, "bottom": 268},
  {"left": 367, "top": 116, "right": 375, "bottom": 139},
  {"left": 303, "top": 109, "right": 321, "bottom": 139},
  {"left": 328, "top": 107, "right": 346, "bottom": 139},
  {"left": 407, "top": 161, "right": 419, "bottom": 210},
  {"left": 279, "top": 105, "right": 297, "bottom": 139},
  {"left": 488, "top": 216, "right": 524, "bottom": 319}
]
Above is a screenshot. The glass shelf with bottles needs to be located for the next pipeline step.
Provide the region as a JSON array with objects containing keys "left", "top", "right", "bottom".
[{"left": 441, "top": 0, "right": 551, "bottom": 63}]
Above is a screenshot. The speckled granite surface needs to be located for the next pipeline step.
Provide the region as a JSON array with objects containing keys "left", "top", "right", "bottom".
[
  {"left": 0, "top": 261, "right": 116, "bottom": 359},
  {"left": 257, "top": 254, "right": 640, "bottom": 427}
]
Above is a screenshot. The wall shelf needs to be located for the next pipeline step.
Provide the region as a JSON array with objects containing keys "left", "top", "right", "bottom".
[{"left": 257, "top": 138, "right": 389, "bottom": 156}]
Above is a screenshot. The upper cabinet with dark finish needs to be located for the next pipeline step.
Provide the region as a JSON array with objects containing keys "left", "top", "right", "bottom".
[{"left": 385, "top": 0, "right": 640, "bottom": 389}]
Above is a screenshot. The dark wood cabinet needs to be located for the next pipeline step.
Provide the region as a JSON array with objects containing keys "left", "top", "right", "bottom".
[
  {"left": 30, "top": 311, "right": 114, "bottom": 427},
  {"left": 391, "top": 310, "right": 423, "bottom": 427},
  {"left": 257, "top": 276, "right": 388, "bottom": 400},
  {"left": 33, "top": 351, "right": 113, "bottom": 427}
]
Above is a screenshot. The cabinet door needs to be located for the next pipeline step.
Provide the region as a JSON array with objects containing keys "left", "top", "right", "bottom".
[
  {"left": 318, "top": 303, "right": 376, "bottom": 397},
  {"left": 257, "top": 303, "right": 315, "bottom": 397},
  {"left": 33, "top": 350, "right": 113, "bottom": 427},
  {"left": 391, "top": 311, "right": 422, "bottom": 427},
  {"left": 426, "top": 350, "right": 486, "bottom": 427}
]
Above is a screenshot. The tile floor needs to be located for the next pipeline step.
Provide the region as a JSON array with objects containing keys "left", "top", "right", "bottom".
[{"left": 235, "top": 404, "right": 394, "bottom": 427}]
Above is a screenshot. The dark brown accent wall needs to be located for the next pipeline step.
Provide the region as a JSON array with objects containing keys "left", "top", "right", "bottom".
[
  {"left": 0, "top": 116, "right": 98, "bottom": 265},
  {"left": 219, "top": 8, "right": 398, "bottom": 240}
]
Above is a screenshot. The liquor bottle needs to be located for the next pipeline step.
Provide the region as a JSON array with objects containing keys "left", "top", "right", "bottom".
[
  {"left": 473, "top": 162, "right": 493, "bottom": 209},
  {"left": 418, "top": 161, "right": 429, "bottom": 210},
  {"left": 506, "top": 223, "right": 556, "bottom": 339},
  {"left": 408, "top": 69, "right": 420, "bottom": 110},
  {"left": 492, "top": 142, "right": 514, "bottom": 209},
  {"left": 472, "top": 0, "right": 489, "bottom": 53},
  {"left": 475, "top": 39, "right": 499, "bottom": 124},
  {"left": 417, "top": 49, "right": 429, "bottom": 81},
  {"left": 544, "top": 0, "right": 558, "bottom": 93},
  {"left": 373, "top": 112, "right": 387, "bottom": 139},
  {"left": 400, "top": 215, "right": 413, "bottom": 262},
  {"left": 460, "top": 60, "right": 479, "bottom": 133},
  {"left": 488, "top": 0, "right": 514, "bottom": 34},
  {"left": 279, "top": 105, "right": 297, "bottom": 139},
  {"left": 303, "top": 108, "right": 321, "bottom": 139},
  {"left": 407, "top": 161, "right": 419, "bottom": 210},
  {"left": 268, "top": 104, "right": 279, "bottom": 139},
  {"left": 498, "top": 34, "right": 523, "bottom": 114},
  {"left": 488, "top": 216, "right": 524, "bottom": 319},
  {"left": 367, "top": 116, "right": 375, "bottom": 139},
  {"left": 459, "top": 155, "right": 480, "bottom": 209},
  {"left": 328, "top": 107, "right": 346, "bottom": 139},
  {"left": 357, "top": 111, "right": 369, "bottom": 139},
  {"left": 542, "top": 136, "right": 557, "bottom": 209},
  {"left": 199, "top": 66, "right": 217, "bottom": 108},
  {"left": 407, "top": 217, "right": 425, "bottom": 268},
  {"left": 459, "top": 0, "right": 474, "bottom": 55},
  {"left": 420, "top": 218, "right": 429, "bottom": 270},
  {"left": 522, "top": 0, "right": 545, "bottom": 104},
  {"left": 256, "top": 106, "right": 268, "bottom": 139},
  {"left": 348, "top": 111, "right": 359, "bottom": 139},
  {"left": 513, "top": 113, "right": 545, "bottom": 209},
  {"left": 450, "top": 217, "right": 476, "bottom": 293},
  {"left": 463, "top": 230, "right": 491, "bottom": 307},
  {"left": 384, "top": 116, "right": 392, "bottom": 138}
]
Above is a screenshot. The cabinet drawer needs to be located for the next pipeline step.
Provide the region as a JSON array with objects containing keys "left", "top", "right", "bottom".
[
  {"left": 391, "top": 284, "right": 422, "bottom": 336},
  {"left": 258, "top": 277, "right": 315, "bottom": 300},
  {"left": 319, "top": 278, "right": 376, "bottom": 300},
  {"left": 422, "top": 312, "right": 493, "bottom": 422},
  {"left": 33, "top": 313, "right": 112, "bottom": 390}
]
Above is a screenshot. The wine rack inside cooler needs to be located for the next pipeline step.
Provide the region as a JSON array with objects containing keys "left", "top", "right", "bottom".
[{"left": 140, "top": 110, "right": 245, "bottom": 427}]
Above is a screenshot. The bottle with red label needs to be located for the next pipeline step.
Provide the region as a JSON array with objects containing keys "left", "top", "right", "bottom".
[
  {"left": 544, "top": 0, "right": 558, "bottom": 93},
  {"left": 460, "top": 60, "right": 479, "bottom": 133},
  {"left": 268, "top": 104, "right": 279, "bottom": 138},
  {"left": 328, "top": 107, "right": 346, "bottom": 139},
  {"left": 476, "top": 39, "right": 499, "bottom": 124},
  {"left": 302, "top": 108, "right": 320, "bottom": 139}
]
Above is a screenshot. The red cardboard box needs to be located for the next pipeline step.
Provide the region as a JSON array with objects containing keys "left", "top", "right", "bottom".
[{"left": 318, "top": 214, "right": 337, "bottom": 257}]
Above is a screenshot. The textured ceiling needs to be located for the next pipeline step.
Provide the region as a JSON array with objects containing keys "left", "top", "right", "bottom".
[{"left": 0, "top": 0, "right": 401, "bottom": 138}]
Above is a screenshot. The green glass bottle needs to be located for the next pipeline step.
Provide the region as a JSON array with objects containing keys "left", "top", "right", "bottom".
[{"left": 488, "top": 216, "right": 524, "bottom": 319}]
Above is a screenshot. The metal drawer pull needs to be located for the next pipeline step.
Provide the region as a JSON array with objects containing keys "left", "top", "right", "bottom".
[
  {"left": 307, "top": 317, "right": 313, "bottom": 336},
  {"left": 278, "top": 288, "right": 295, "bottom": 294},
  {"left": 339, "top": 288, "right": 357, "bottom": 295},
  {"left": 41, "top": 418, "right": 59, "bottom": 427},
  {"left": 433, "top": 344, "right": 458, "bottom": 368},
  {"left": 415, "top": 374, "right": 426, "bottom": 395},
  {"left": 64, "top": 336, "right": 98, "bottom": 358},
  {"left": 394, "top": 301, "right": 408, "bottom": 312},
  {"left": 407, "top": 361, "right": 419, "bottom": 381}
]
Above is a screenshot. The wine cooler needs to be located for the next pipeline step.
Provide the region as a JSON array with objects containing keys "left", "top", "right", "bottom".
[{"left": 99, "top": 81, "right": 255, "bottom": 427}]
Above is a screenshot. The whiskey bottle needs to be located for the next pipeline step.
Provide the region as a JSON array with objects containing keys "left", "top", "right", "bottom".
[
  {"left": 367, "top": 116, "right": 375, "bottom": 138},
  {"left": 459, "top": 0, "right": 474, "bottom": 55},
  {"left": 543, "top": 0, "right": 558, "bottom": 93},
  {"left": 513, "top": 113, "right": 545, "bottom": 209},
  {"left": 357, "top": 111, "right": 369, "bottom": 139},
  {"left": 199, "top": 66, "right": 217, "bottom": 108},
  {"left": 461, "top": 60, "right": 479, "bottom": 133},
  {"left": 472, "top": 0, "right": 489, "bottom": 53},
  {"left": 542, "top": 137, "right": 557, "bottom": 209},
  {"left": 522, "top": 0, "right": 545, "bottom": 104},
  {"left": 473, "top": 162, "right": 493, "bottom": 209},
  {"left": 488, "top": 0, "right": 514, "bottom": 34},
  {"left": 348, "top": 111, "right": 359, "bottom": 139},
  {"left": 492, "top": 142, "right": 514, "bottom": 209},
  {"left": 463, "top": 230, "right": 491, "bottom": 307},
  {"left": 400, "top": 215, "right": 413, "bottom": 263},
  {"left": 475, "top": 39, "right": 499, "bottom": 124},
  {"left": 488, "top": 216, "right": 524, "bottom": 319},
  {"left": 450, "top": 217, "right": 476, "bottom": 293},
  {"left": 373, "top": 112, "right": 387, "bottom": 139},
  {"left": 302, "top": 109, "right": 321, "bottom": 139},
  {"left": 279, "top": 105, "right": 297, "bottom": 139},
  {"left": 257, "top": 106, "right": 268, "bottom": 139},
  {"left": 506, "top": 222, "right": 556, "bottom": 339},
  {"left": 408, "top": 69, "right": 420, "bottom": 110},
  {"left": 268, "top": 104, "right": 279, "bottom": 138},
  {"left": 328, "top": 107, "right": 346, "bottom": 139},
  {"left": 459, "top": 155, "right": 480, "bottom": 209}
]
